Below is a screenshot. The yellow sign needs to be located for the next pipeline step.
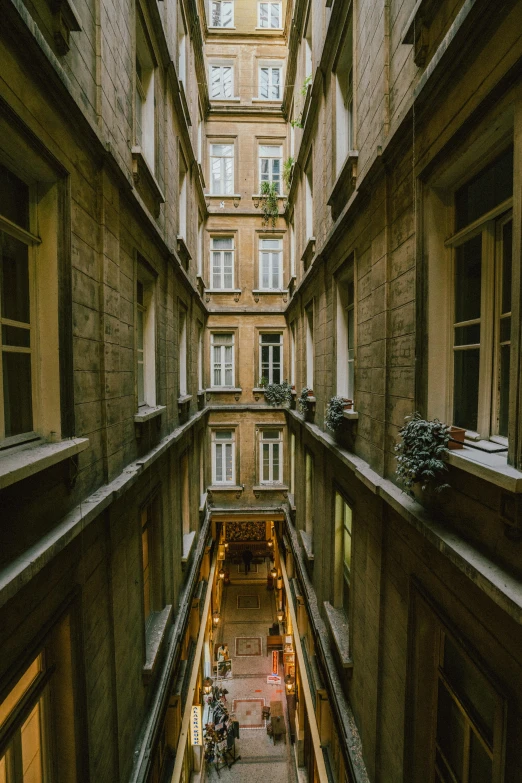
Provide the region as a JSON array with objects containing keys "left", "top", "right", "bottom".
[{"left": 191, "top": 705, "right": 202, "bottom": 746}]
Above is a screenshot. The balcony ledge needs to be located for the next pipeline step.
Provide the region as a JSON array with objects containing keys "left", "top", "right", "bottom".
[
  {"left": 208, "top": 484, "right": 244, "bottom": 492},
  {"left": 323, "top": 602, "right": 353, "bottom": 669},
  {"left": 131, "top": 147, "right": 166, "bottom": 207},
  {"left": 205, "top": 387, "right": 242, "bottom": 393},
  {"left": 0, "top": 437, "right": 90, "bottom": 490},
  {"left": 143, "top": 605, "right": 172, "bottom": 684},
  {"left": 134, "top": 405, "right": 166, "bottom": 424},
  {"left": 342, "top": 410, "right": 359, "bottom": 420},
  {"left": 253, "top": 484, "right": 288, "bottom": 492},
  {"left": 177, "top": 395, "right": 192, "bottom": 405},
  {"left": 301, "top": 236, "right": 316, "bottom": 268}
]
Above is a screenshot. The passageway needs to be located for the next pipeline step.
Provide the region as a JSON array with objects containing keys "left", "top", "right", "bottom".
[{"left": 204, "top": 562, "right": 298, "bottom": 782}]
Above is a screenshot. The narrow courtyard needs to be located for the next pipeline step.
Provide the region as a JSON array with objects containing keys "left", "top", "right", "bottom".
[{"left": 206, "top": 564, "right": 298, "bottom": 783}]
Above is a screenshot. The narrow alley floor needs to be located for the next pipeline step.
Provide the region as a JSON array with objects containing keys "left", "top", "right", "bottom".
[{"left": 209, "top": 561, "right": 298, "bottom": 783}]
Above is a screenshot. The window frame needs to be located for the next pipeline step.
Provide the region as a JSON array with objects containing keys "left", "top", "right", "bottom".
[
  {"left": 336, "top": 259, "right": 355, "bottom": 400},
  {"left": 259, "top": 236, "right": 283, "bottom": 290},
  {"left": 259, "top": 144, "right": 283, "bottom": 194},
  {"left": 258, "top": 65, "right": 282, "bottom": 100},
  {"left": 135, "top": 10, "right": 157, "bottom": 171},
  {"left": 305, "top": 302, "right": 314, "bottom": 389},
  {"left": 259, "top": 428, "right": 283, "bottom": 485},
  {"left": 333, "top": 491, "right": 352, "bottom": 612},
  {"left": 333, "top": 14, "right": 354, "bottom": 176},
  {"left": 210, "top": 142, "right": 235, "bottom": 195},
  {"left": 211, "top": 428, "right": 236, "bottom": 485},
  {"left": 259, "top": 332, "right": 283, "bottom": 385},
  {"left": 209, "top": 0, "right": 234, "bottom": 28},
  {"left": 136, "top": 260, "right": 157, "bottom": 410},
  {"left": 209, "top": 63, "right": 234, "bottom": 100},
  {"left": 178, "top": 302, "right": 188, "bottom": 397},
  {"left": 210, "top": 236, "right": 235, "bottom": 290},
  {"left": 210, "top": 331, "right": 235, "bottom": 388},
  {"left": 258, "top": 1, "right": 282, "bottom": 29}
]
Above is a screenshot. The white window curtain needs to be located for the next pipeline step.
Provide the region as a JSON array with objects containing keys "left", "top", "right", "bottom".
[
  {"left": 259, "top": 66, "right": 281, "bottom": 100},
  {"left": 259, "top": 2, "right": 281, "bottom": 28},
  {"left": 210, "top": 65, "right": 233, "bottom": 99},
  {"left": 210, "top": 144, "right": 234, "bottom": 194},
  {"left": 260, "top": 333, "right": 282, "bottom": 385},
  {"left": 210, "top": 0, "right": 234, "bottom": 27},
  {"left": 213, "top": 430, "right": 235, "bottom": 483},
  {"left": 211, "top": 237, "right": 234, "bottom": 289},
  {"left": 260, "top": 430, "right": 282, "bottom": 483},
  {"left": 259, "top": 145, "right": 282, "bottom": 193},
  {"left": 259, "top": 238, "right": 282, "bottom": 289},
  {"left": 211, "top": 333, "right": 234, "bottom": 386}
]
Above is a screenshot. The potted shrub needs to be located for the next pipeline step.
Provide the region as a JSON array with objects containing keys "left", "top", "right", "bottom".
[
  {"left": 298, "top": 387, "right": 314, "bottom": 418},
  {"left": 325, "top": 396, "right": 346, "bottom": 432},
  {"left": 395, "top": 412, "right": 450, "bottom": 498},
  {"left": 264, "top": 381, "right": 292, "bottom": 407},
  {"left": 260, "top": 182, "right": 279, "bottom": 228}
]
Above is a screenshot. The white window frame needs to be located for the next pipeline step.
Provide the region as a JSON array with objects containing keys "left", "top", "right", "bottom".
[
  {"left": 259, "top": 237, "right": 283, "bottom": 290},
  {"left": 334, "top": 17, "right": 354, "bottom": 175},
  {"left": 210, "top": 143, "right": 234, "bottom": 195},
  {"left": 259, "top": 144, "right": 283, "bottom": 194},
  {"left": 305, "top": 154, "right": 313, "bottom": 239},
  {"left": 211, "top": 332, "right": 235, "bottom": 387},
  {"left": 259, "top": 333, "right": 283, "bottom": 385},
  {"left": 209, "top": 64, "right": 234, "bottom": 100},
  {"left": 336, "top": 264, "right": 355, "bottom": 400},
  {"left": 136, "top": 13, "right": 156, "bottom": 171},
  {"left": 179, "top": 150, "right": 188, "bottom": 240},
  {"left": 259, "top": 428, "right": 283, "bottom": 484},
  {"left": 259, "top": 65, "right": 282, "bottom": 100},
  {"left": 210, "top": 236, "right": 235, "bottom": 289},
  {"left": 197, "top": 324, "right": 204, "bottom": 390},
  {"left": 178, "top": 8, "right": 187, "bottom": 85},
  {"left": 258, "top": 1, "right": 282, "bottom": 28},
  {"left": 334, "top": 491, "right": 352, "bottom": 611},
  {"left": 209, "top": 0, "right": 234, "bottom": 27},
  {"left": 212, "top": 429, "right": 236, "bottom": 484},
  {"left": 137, "top": 267, "right": 156, "bottom": 409},
  {"left": 179, "top": 305, "right": 188, "bottom": 397},
  {"left": 305, "top": 304, "right": 314, "bottom": 389}
]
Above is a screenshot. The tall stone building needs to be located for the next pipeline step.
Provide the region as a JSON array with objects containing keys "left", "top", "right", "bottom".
[{"left": 0, "top": 0, "right": 521, "bottom": 781}]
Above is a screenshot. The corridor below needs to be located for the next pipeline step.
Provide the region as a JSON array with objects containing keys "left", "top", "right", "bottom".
[{"left": 207, "top": 568, "right": 298, "bottom": 783}]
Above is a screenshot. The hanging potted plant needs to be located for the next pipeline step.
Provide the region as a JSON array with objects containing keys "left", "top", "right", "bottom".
[
  {"left": 260, "top": 181, "right": 279, "bottom": 228},
  {"left": 264, "top": 381, "right": 292, "bottom": 407},
  {"left": 394, "top": 413, "right": 450, "bottom": 499}
]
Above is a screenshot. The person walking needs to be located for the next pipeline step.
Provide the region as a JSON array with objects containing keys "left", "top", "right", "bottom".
[{"left": 242, "top": 549, "right": 253, "bottom": 574}]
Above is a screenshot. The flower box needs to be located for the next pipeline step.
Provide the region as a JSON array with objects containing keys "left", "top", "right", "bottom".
[{"left": 448, "top": 426, "right": 466, "bottom": 450}]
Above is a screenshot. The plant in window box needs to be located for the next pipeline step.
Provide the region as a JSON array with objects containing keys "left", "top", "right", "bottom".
[
  {"left": 325, "top": 396, "right": 351, "bottom": 432},
  {"left": 298, "top": 387, "right": 315, "bottom": 418},
  {"left": 260, "top": 181, "right": 279, "bottom": 228},
  {"left": 283, "top": 157, "right": 294, "bottom": 191},
  {"left": 264, "top": 381, "right": 292, "bottom": 407},
  {"left": 394, "top": 412, "right": 450, "bottom": 498}
]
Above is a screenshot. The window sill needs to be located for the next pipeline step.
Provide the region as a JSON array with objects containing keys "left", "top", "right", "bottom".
[
  {"left": 252, "top": 288, "right": 288, "bottom": 294},
  {"left": 205, "top": 288, "right": 242, "bottom": 294},
  {"left": 252, "top": 98, "right": 282, "bottom": 103},
  {"left": 323, "top": 602, "right": 352, "bottom": 669},
  {"left": 342, "top": 410, "right": 359, "bottom": 420},
  {"left": 207, "top": 193, "right": 242, "bottom": 199},
  {"left": 253, "top": 484, "right": 289, "bottom": 492},
  {"left": 131, "top": 147, "right": 166, "bottom": 206},
  {"left": 327, "top": 151, "right": 359, "bottom": 209},
  {"left": 143, "top": 605, "right": 172, "bottom": 684},
  {"left": 251, "top": 194, "right": 286, "bottom": 200},
  {"left": 301, "top": 236, "right": 316, "bottom": 267},
  {"left": 255, "top": 26, "right": 283, "bottom": 31},
  {"left": 299, "top": 529, "right": 314, "bottom": 561},
  {"left": 210, "top": 97, "right": 241, "bottom": 102},
  {"left": 199, "top": 491, "right": 208, "bottom": 512},
  {"left": 447, "top": 447, "right": 522, "bottom": 493},
  {"left": 206, "top": 387, "right": 242, "bottom": 393},
  {"left": 177, "top": 395, "right": 192, "bottom": 405},
  {"left": 208, "top": 484, "right": 243, "bottom": 492},
  {"left": 134, "top": 405, "right": 166, "bottom": 424},
  {"left": 0, "top": 437, "right": 89, "bottom": 490},
  {"left": 208, "top": 25, "right": 237, "bottom": 29},
  {"left": 182, "top": 531, "right": 197, "bottom": 563}
]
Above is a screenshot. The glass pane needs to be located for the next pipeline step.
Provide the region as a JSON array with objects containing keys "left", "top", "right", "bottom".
[
  {"left": 498, "top": 344, "right": 510, "bottom": 437},
  {"left": 436, "top": 681, "right": 466, "bottom": 782},
  {"left": 260, "top": 239, "right": 281, "bottom": 249},
  {"left": 453, "top": 348, "right": 480, "bottom": 431},
  {"left": 211, "top": 67, "right": 222, "bottom": 98},
  {"left": 225, "top": 443, "right": 232, "bottom": 481},
  {"left": 224, "top": 158, "right": 233, "bottom": 194},
  {"left": 0, "top": 232, "right": 30, "bottom": 324},
  {"left": 263, "top": 429, "right": 280, "bottom": 439},
  {"left": 443, "top": 635, "right": 496, "bottom": 744},
  {"left": 260, "top": 68, "right": 269, "bottom": 99},
  {"left": 270, "top": 2, "right": 280, "bottom": 27},
  {"left": 222, "top": 1, "right": 233, "bottom": 26},
  {"left": 212, "top": 144, "right": 233, "bottom": 157},
  {"left": 212, "top": 237, "right": 233, "bottom": 249},
  {"left": 272, "top": 442, "right": 280, "bottom": 481},
  {"left": 469, "top": 732, "right": 492, "bottom": 783},
  {"left": 21, "top": 701, "right": 43, "bottom": 783},
  {"left": 348, "top": 307, "right": 354, "bottom": 350},
  {"left": 0, "top": 163, "right": 30, "bottom": 230},
  {"left": 223, "top": 67, "right": 232, "bottom": 98},
  {"left": 455, "top": 147, "right": 513, "bottom": 230},
  {"left": 214, "top": 333, "right": 233, "bottom": 345},
  {"left": 2, "top": 325, "right": 30, "bottom": 347},
  {"left": 261, "top": 252, "right": 270, "bottom": 288},
  {"left": 0, "top": 657, "right": 41, "bottom": 726},
  {"left": 262, "top": 443, "right": 270, "bottom": 481},
  {"left": 3, "top": 351, "right": 33, "bottom": 436},
  {"left": 272, "top": 255, "right": 280, "bottom": 288},
  {"left": 501, "top": 220, "right": 513, "bottom": 314},
  {"left": 260, "top": 2, "right": 268, "bottom": 26},
  {"left": 211, "top": 158, "right": 222, "bottom": 193},
  {"left": 260, "top": 145, "right": 282, "bottom": 156},
  {"left": 343, "top": 527, "right": 352, "bottom": 573},
  {"left": 216, "top": 430, "right": 233, "bottom": 440},
  {"left": 216, "top": 443, "right": 223, "bottom": 480},
  {"left": 455, "top": 236, "right": 482, "bottom": 323},
  {"left": 262, "top": 333, "right": 281, "bottom": 344},
  {"left": 211, "top": 1, "right": 221, "bottom": 26},
  {"left": 454, "top": 324, "right": 480, "bottom": 346}
]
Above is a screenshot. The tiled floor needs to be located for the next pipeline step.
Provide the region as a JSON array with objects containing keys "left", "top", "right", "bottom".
[{"left": 209, "top": 579, "right": 298, "bottom": 783}]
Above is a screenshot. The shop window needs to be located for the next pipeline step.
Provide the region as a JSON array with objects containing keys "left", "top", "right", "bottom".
[
  {"left": 259, "top": 429, "right": 283, "bottom": 484},
  {"left": 210, "top": 144, "right": 234, "bottom": 195},
  {"left": 211, "top": 237, "right": 234, "bottom": 289},
  {"left": 136, "top": 262, "right": 156, "bottom": 410},
  {"left": 259, "top": 333, "right": 282, "bottom": 385},
  {"left": 212, "top": 429, "right": 236, "bottom": 484},
  {"left": 336, "top": 259, "right": 355, "bottom": 400},
  {"left": 211, "top": 333, "right": 234, "bottom": 387}
]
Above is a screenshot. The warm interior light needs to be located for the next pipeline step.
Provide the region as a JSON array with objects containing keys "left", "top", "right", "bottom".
[
  {"left": 218, "top": 567, "right": 225, "bottom": 579},
  {"left": 212, "top": 611, "right": 220, "bottom": 625},
  {"left": 203, "top": 677, "right": 213, "bottom": 694},
  {"left": 276, "top": 609, "right": 284, "bottom": 623},
  {"left": 284, "top": 674, "right": 295, "bottom": 693},
  {"left": 267, "top": 540, "right": 273, "bottom": 548},
  {"left": 270, "top": 567, "right": 277, "bottom": 579}
]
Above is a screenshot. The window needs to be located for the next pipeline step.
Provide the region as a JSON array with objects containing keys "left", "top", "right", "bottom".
[
  {"left": 211, "top": 333, "right": 234, "bottom": 387},
  {"left": 212, "top": 429, "right": 235, "bottom": 484},
  {"left": 259, "top": 66, "right": 281, "bottom": 100},
  {"left": 305, "top": 450, "right": 314, "bottom": 537},
  {"left": 178, "top": 305, "right": 187, "bottom": 397},
  {"left": 197, "top": 213, "right": 203, "bottom": 276},
  {"left": 334, "top": 492, "right": 352, "bottom": 611},
  {"left": 258, "top": 2, "right": 282, "bottom": 28},
  {"left": 179, "top": 151, "right": 188, "bottom": 239},
  {"left": 305, "top": 303, "right": 314, "bottom": 388},
  {"left": 136, "top": 264, "right": 156, "bottom": 409},
  {"left": 210, "top": 65, "right": 233, "bottom": 99},
  {"left": 141, "top": 502, "right": 155, "bottom": 626},
  {"left": 259, "top": 238, "right": 282, "bottom": 289},
  {"left": 197, "top": 108, "right": 203, "bottom": 164},
  {"left": 290, "top": 217, "right": 295, "bottom": 277},
  {"left": 178, "top": 8, "right": 187, "bottom": 85},
  {"left": 211, "top": 237, "right": 234, "bottom": 289},
  {"left": 199, "top": 433, "right": 205, "bottom": 502},
  {"left": 290, "top": 432, "right": 295, "bottom": 495},
  {"left": 259, "top": 145, "right": 282, "bottom": 193},
  {"left": 447, "top": 148, "right": 513, "bottom": 438},
  {"left": 197, "top": 323, "right": 203, "bottom": 390},
  {"left": 260, "top": 333, "right": 282, "bottom": 385},
  {"left": 181, "top": 452, "right": 190, "bottom": 535},
  {"left": 305, "top": 154, "right": 313, "bottom": 239},
  {"left": 210, "top": 144, "right": 234, "bottom": 194},
  {"left": 304, "top": 9, "right": 312, "bottom": 77},
  {"left": 210, "top": 0, "right": 234, "bottom": 27},
  {"left": 290, "top": 322, "right": 296, "bottom": 387},
  {"left": 136, "top": 13, "right": 156, "bottom": 170},
  {"left": 260, "top": 429, "right": 283, "bottom": 484},
  {"left": 334, "top": 16, "right": 354, "bottom": 175},
  {"left": 336, "top": 263, "right": 355, "bottom": 399}
]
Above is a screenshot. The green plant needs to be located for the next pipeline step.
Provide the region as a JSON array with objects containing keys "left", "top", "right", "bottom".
[
  {"left": 283, "top": 157, "right": 294, "bottom": 190},
  {"left": 264, "top": 381, "right": 292, "bottom": 407},
  {"left": 325, "top": 396, "right": 346, "bottom": 432},
  {"left": 301, "top": 74, "right": 312, "bottom": 96},
  {"left": 394, "top": 412, "right": 450, "bottom": 495},
  {"left": 259, "top": 376, "right": 269, "bottom": 388},
  {"left": 260, "top": 181, "right": 279, "bottom": 228},
  {"left": 298, "top": 387, "right": 313, "bottom": 415}
]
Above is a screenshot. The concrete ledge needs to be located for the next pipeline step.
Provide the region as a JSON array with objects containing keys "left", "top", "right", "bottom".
[
  {"left": 0, "top": 437, "right": 89, "bottom": 490},
  {"left": 182, "top": 531, "right": 197, "bottom": 563},
  {"left": 323, "top": 602, "right": 352, "bottom": 669},
  {"left": 447, "top": 447, "right": 522, "bottom": 493},
  {"left": 143, "top": 605, "right": 172, "bottom": 684},
  {"left": 134, "top": 405, "right": 167, "bottom": 423},
  {"left": 299, "top": 529, "right": 314, "bottom": 561},
  {"left": 342, "top": 410, "right": 359, "bottom": 421}
]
